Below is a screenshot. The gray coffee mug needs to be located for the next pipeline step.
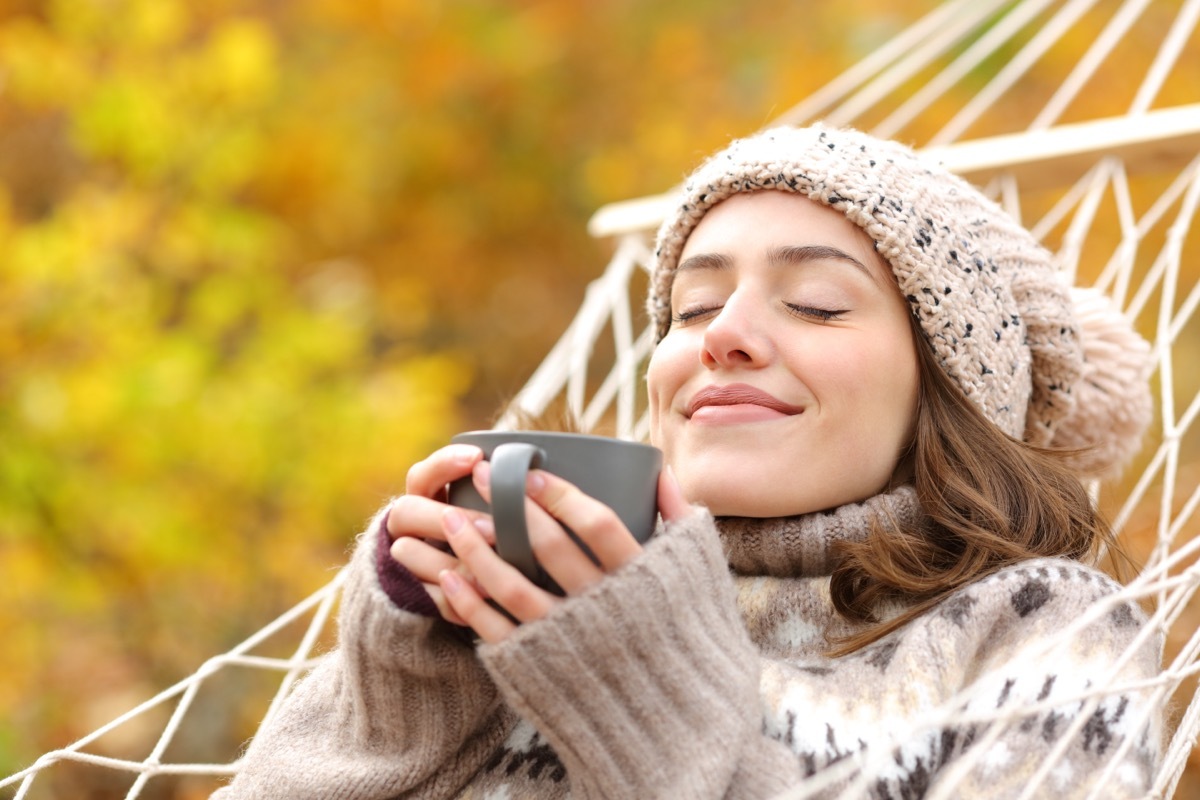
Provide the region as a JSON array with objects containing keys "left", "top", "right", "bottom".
[{"left": 447, "top": 431, "right": 662, "bottom": 594}]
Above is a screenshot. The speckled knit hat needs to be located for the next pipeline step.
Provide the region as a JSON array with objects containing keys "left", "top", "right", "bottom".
[{"left": 650, "top": 125, "right": 1152, "bottom": 476}]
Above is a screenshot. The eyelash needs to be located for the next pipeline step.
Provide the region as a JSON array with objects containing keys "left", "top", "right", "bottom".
[
  {"left": 671, "top": 306, "right": 720, "bottom": 325},
  {"left": 785, "top": 303, "right": 847, "bottom": 322},
  {"left": 671, "top": 303, "right": 848, "bottom": 326}
]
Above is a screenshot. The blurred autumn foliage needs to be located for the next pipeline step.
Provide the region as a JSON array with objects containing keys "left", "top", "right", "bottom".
[
  {"left": 0, "top": 0, "right": 951, "bottom": 789},
  {"left": 1, "top": 0, "right": 1198, "bottom": 797}
]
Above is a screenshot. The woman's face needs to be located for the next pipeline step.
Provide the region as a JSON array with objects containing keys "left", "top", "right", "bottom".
[{"left": 647, "top": 191, "right": 920, "bottom": 517}]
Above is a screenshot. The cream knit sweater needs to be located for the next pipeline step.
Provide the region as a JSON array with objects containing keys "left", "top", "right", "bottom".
[{"left": 213, "top": 489, "right": 1161, "bottom": 798}]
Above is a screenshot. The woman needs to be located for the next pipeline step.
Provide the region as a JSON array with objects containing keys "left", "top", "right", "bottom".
[{"left": 214, "top": 125, "right": 1161, "bottom": 798}]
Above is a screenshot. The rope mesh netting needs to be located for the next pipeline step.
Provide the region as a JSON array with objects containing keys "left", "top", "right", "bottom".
[{"left": 5, "top": 0, "right": 1200, "bottom": 796}]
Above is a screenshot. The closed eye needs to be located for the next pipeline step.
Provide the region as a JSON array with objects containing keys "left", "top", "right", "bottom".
[
  {"left": 671, "top": 305, "right": 722, "bottom": 326},
  {"left": 785, "top": 303, "right": 847, "bottom": 322}
]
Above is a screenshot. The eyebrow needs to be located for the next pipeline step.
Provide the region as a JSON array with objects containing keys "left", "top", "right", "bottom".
[
  {"left": 676, "top": 252, "right": 734, "bottom": 272},
  {"left": 676, "top": 244, "right": 878, "bottom": 284}
]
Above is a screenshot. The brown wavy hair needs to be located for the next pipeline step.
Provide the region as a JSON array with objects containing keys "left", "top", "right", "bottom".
[{"left": 827, "top": 317, "right": 1130, "bottom": 655}]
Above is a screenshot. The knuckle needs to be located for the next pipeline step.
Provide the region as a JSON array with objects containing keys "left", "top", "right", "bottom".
[
  {"left": 573, "top": 505, "right": 617, "bottom": 537},
  {"left": 531, "top": 529, "right": 578, "bottom": 563},
  {"left": 493, "top": 582, "right": 538, "bottom": 617},
  {"left": 539, "top": 483, "right": 617, "bottom": 537},
  {"left": 451, "top": 530, "right": 484, "bottom": 560},
  {"left": 391, "top": 494, "right": 417, "bottom": 515},
  {"left": 542, "top": 480, "right": 574, "bottom": 512},
  {"left": 404, "top": 461, "right": 427, "bottom": 494}
]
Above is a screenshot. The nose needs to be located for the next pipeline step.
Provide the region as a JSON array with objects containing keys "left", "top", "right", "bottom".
[{"left": 700, "top": 294, "right": 772, "bottom": 369}]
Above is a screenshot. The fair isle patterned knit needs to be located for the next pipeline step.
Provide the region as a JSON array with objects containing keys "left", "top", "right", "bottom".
[{"left": 213, "top": 489, "right": 1161, "bottom": 799}]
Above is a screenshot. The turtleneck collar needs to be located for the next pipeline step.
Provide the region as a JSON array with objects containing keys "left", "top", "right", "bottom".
[{"left": 715, "top": 487, "right": 923, "bottom": 578}]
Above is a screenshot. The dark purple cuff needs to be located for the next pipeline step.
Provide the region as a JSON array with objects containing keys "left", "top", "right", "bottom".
[{"left": 374, "top": 508, "right": 440, "bottom": 618}]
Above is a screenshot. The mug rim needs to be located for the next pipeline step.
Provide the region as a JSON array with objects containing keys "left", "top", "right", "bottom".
[{"left": 451, "top": 429, "right": 659, "bottom": 453}]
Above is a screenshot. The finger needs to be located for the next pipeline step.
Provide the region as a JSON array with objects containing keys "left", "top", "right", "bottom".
[
  {"left": 658, "top": 465, "right": 692, "bottom": 522},
  {"left": 423, "top": 582, "right": 468, "bottom": 627},
  {"left": 439, "top": 569, "right": 515, "bottom": 644},
  {"left": 523, "top": 498, "right": 606, "bottom": 594},
  {"left": 443, "top": 507, "right": 557, "bottom": 624},
  {"left": 524, "top": 470, "right": 643, "bottom": 572},
  {"left": 471, "top": 459, "right": 493, "bottom": 503},
  {"left": 471, "top": 460, "right": 607, "bottom": 593},
  {"left": 388, "top": 536, "right": 476, "bottom": 625},
  {"left": 390, "top": 536, "right": 460, "bottom": 583},
  {"left": 391, "top": 536, "right": 490, "bottom": 596},
  {"left": 405, "top": 444, "right": 484, "bottom": 498},
  {"left": 386, "top": 495, "right": 495, "bottom": 545}
]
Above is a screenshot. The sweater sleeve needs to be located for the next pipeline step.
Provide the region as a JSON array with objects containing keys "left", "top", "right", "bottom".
[
  {"left": 212, "top": 506, "right": 511, "bottom": 800},
  {"left": 477, "top": 508, "right": 804, "bottom": 799}
]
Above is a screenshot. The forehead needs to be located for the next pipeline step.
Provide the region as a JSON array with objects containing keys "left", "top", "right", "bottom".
[
  {"left": 672, "top": 190, "right": 897, "bottom": 293},
  {"left": 678, "top": 191, "right": 886, "bottom": 272}
]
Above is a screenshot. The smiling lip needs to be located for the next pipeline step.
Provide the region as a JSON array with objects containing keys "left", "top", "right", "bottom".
[{"left": 685, "top": 384, "right": 803, "bottom": 420}]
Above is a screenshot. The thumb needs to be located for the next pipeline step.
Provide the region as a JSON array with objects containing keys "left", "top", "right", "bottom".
[{"left": 657, "top": 465, "right": 692, "bottom": 522}]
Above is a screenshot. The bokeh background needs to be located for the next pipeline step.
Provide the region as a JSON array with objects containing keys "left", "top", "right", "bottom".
[{"left": 1, "top": 0, "right": 1197, "bottom": 797}]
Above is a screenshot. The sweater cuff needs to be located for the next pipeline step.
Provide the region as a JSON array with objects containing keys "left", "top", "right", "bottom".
[
  {"left": 478, "top": 509, "right": 769, "bottom": 798},
  {"left": 372, "top": 503, "right": 440, "bottom": 618}
]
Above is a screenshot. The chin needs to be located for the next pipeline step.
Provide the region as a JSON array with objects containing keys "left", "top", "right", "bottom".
[
  {"left": 685, "top": 482, "right": 805, "bottom": 518},
  {"left": 684, "top": 474, "right": 892, "bottom": 519}
]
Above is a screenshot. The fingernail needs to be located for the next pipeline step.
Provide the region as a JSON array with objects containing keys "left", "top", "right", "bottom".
[
  {"left": 443, "top": 508, "right": 466, "bottom": 535},
  {"left": 440, "top": 569, "right": 463, "bottom": 595},
  {"left": 526, "top": 471, "right": 545, "bottom": 493},
  {"left": 473, "top": 460, "right": 491, "bottom": 488},
  {"left": 474, "top": 516, "right": 495, "bottom": 541}
]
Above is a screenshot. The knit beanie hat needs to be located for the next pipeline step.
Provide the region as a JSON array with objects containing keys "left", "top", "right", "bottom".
[{"left": 649, "top": 125, "right": 1152, "bottom": 477}]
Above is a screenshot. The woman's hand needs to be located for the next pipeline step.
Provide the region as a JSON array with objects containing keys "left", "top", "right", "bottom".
[
  {"left": 438, "top": 463, "right": 691, "bottom": 643},
  {"left": 386, "top": 444, "right": 495, "bottom": 626}
]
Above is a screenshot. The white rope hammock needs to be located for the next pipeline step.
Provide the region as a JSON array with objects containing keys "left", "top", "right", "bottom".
[{"left": 6, "top": 0, "right": 1199, "bottom": 796}]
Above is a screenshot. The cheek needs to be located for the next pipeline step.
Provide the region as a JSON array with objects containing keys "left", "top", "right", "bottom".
[
  {"left": 857, "top": 336, "right": 920, "bottom": 443},
  {"left": 802, "top": 332, "right": 918, "bottom": 433},
  {"left": 646, "top": 333, "right": 701, "bottom": 455},
  {"left": 646, "top": 336, "right": 691, "bottom": 409},
  {"left": 645, "top": 346, "right": 676, "bottom": 446}
]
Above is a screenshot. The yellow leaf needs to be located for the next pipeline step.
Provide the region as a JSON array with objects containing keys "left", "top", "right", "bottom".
[{"left": 203, "top": 19, "right": 279, "bottom": 106}]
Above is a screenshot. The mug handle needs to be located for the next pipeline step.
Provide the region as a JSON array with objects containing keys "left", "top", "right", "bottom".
[{"left": 489, "top": 442, "right": 545, "bottom": 582}]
